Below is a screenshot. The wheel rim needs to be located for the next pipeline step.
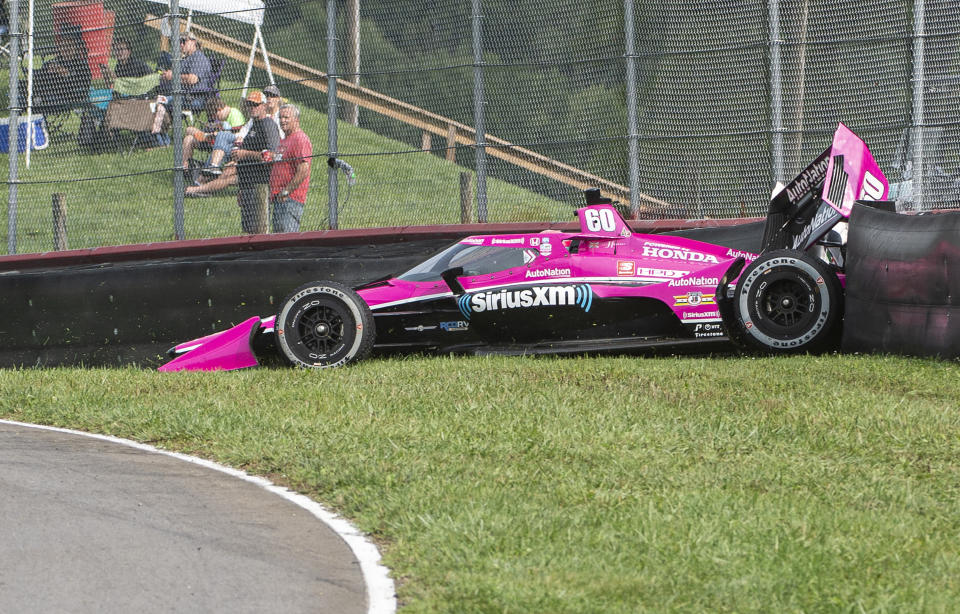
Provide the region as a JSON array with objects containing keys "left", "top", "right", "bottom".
[
  {"left": 760, "top": 278, "right": 812, "bottom": 328},
  {"left": 295, "top": 302, "right": 350, "bottom": 356}
]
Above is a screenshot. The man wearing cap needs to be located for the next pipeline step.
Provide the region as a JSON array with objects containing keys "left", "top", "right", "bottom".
[
  {"left": 269, "top": 104, "right": 313, "bottom": 232},
  {"left": 231, "top": 91, "right": 281, "bottom": 234},
  {"left": 159, "top": 32, "right": 214, "bottom": 111}
]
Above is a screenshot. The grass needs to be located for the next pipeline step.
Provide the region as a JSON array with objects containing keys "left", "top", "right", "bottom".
[
  {"left": 2, "top": 353, "right": 959, "bottom": 612},
  {"left": 0, "top": 79, "right": 569, "bottom": 254}
]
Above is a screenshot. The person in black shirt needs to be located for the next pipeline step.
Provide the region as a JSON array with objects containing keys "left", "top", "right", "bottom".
[
  {"left": 103, "top": 38, "right": 152, "bottom": 85},
  {"left": 33, "top": 25, "right": 91, "bottom": 111},
  {"left": 231, "top": 91, "right": 280, "bottom": 234}
]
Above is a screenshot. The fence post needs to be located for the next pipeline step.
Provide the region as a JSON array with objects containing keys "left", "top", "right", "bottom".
[
  {"left": 52, "top": 193, "right": 68, "bottom": 251},
  {"left": 624, "top": 0, "right": 640, "bottom": 218},
  {"left": 171, "top": 0, "right": 186, "bottom": 241},
  {"left": 421, "top": 131, "right": 432, "bottom": 152},
  {"left": 911, "top": 0, "right": 926, "bottom": 211},
  {"left": 6, "top": 0, "right": 21, "bottom": 255},
  {"left": 327, "top": 0, "right": 340, "bottom": 230},
  {"left": 460, "top": 173, "right": 473, "bottom": 224},
  {"left": 472, "top": 0, "right": 488, "bottom": 223},
  {"left": 446, "top": 124, "right": 457, "bottom": 162}
]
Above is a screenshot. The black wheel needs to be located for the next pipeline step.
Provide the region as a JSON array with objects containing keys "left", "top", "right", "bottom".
[
  {"left": 727, "top": 249, "right": 843, "bottom": 354},
  {"left": 275, "top": 282, "right": 376, "bottom": 368}
]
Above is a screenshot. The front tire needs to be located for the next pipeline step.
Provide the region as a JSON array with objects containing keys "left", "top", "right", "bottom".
[
  {"left": 727, "top": 249, "right": 843, "bottom": 354},
  {"left": 275, "top": 282, "right": 376, "bottom": 368}
]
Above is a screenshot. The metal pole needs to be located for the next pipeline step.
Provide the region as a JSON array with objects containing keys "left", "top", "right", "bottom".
[
  {"left": 769, "top": 0, "right": 784, "bottom": 185},
  {"left": 472, "top": 0, "right": 488, "bottom": 223},
  {"left": 327, "top": 0, "right": 339, "bottom": 229},
  {"left": 911, "top": 0, "right": 925, "bottom": 211},
  {"left": 624, "top": 0, "right": 640, "bottom": 218},
  {"left": 171, "top": 0, "right": 186, "bottom": 240},
  {"left": 25, "top": 0, "right": 33, "bottom": 168},
  {"left": 7, "top": 0, "right": 21, "bottom": 254}
]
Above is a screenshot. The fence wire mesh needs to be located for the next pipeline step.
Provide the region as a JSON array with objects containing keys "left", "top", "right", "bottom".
[{"left": 1, "top": 0, "right": 957, "bottom": 254}]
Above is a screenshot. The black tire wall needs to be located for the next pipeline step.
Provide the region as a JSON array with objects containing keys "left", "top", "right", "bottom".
[{"left": 842, "top": 204, "right": 960, "bottom": 359}]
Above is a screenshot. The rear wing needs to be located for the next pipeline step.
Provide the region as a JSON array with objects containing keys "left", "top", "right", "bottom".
[{"left": 762, "top": 123, "right": 890, "bottom": 252}]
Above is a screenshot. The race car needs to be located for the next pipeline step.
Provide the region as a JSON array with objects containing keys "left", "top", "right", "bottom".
[{"left": 159, "top": 123, "right": 890, "bottom": 371}]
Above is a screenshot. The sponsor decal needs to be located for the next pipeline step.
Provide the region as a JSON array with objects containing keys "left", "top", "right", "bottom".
[
  {"left": 725, "top": 248, "right": 756, "bottom": 260},
  {"left": 458, "top": 284, "right": 593, "bottom": 320},
  {"left": 791, "top": 203, "right": 839, "bottom": 249},
  {"left": 404, "top": 324, "right": 437, "bottom": 332},
  {"left": 491, "top": 237, "right": 525, "bottom": 245},
  {"left": 642, "top": 245, "right": 720, "bottom": 264},
  {"left": 860, "top": 170, "right": 885, "bottom": 200},
  {"left": 682, "top": 310, "right": 721, "bottom": 319},
  {"left": 461, "top": 237, "right": 485, "bottom": 245},
  {"left": 525, "top": 267, "right": 571, "bottom": 279},
  {"left": 639, "top": 267, "right": 688, "bottom": 279},
  {"left": 440, "top": 320, "right": 469, "bottom": 332},
  {"left": 529, "top": 237, "right": 541, "bottom": 246},
  {"left": 693, "top": 322, "right": 724, "bottom": 338},
  {"left": 668, "top": 276, "right": 719, "bottom": 288},
  {"left": 784, "top": 155, "right": 830, "bottom": 204},
  {"left": 617, "top": 260, "right": 636, "bottom": 276},
  {"left": 674, "top": 292, "right": 716, "bottom": 307}
]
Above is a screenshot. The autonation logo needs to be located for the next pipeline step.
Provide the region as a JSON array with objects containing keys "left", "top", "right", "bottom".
[{"left": 458, "top": 285, "right": 593, "bottom": 320}]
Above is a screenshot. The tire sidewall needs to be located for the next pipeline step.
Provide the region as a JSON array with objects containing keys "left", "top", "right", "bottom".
[
  {"left": 276, "top": 283, "right": 371, "bottom": 368},
  {"left": 734, "top": 251, "right": 840, "bottom": 352}
]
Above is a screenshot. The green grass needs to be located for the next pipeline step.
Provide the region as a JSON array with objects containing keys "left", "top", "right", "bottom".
[
  {"left": 2, "top": 353, "right": 959, "bottom": 612},
  {"left": 0, "top": 79, "right": 568, "bottom": 254}
]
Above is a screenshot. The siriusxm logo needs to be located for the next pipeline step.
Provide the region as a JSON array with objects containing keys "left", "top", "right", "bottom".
[{"left": 458, "top": 285, "right": 593, "bottom": 320}]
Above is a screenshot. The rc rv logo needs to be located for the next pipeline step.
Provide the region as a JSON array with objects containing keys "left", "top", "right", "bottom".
[{"left": 458, "top": 285, "right": 594, "bottom": 320}]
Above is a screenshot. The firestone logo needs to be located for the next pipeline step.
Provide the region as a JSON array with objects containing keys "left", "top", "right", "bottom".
[
  {"left": 525, "top": 268, "right": 571, "bottom": 279},
  {"left": 458, "top": 284, "right": 593, "bottom": 320},
  {"left": 642, "top": 245, "right": 719, "bottom": 264}
]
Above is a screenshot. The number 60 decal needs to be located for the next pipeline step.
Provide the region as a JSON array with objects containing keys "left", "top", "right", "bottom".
[{"left": 585, "top": 208, "right": 617, "bottom": 232}]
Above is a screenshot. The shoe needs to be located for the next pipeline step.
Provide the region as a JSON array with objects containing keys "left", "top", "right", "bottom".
[{"left": 201, "top": 165, "right": 222, "bottom": 177}]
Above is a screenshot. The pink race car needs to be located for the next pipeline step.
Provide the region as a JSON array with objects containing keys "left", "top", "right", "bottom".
[{"left": 160, "top": 123, "right": 890, "bottom": 371}]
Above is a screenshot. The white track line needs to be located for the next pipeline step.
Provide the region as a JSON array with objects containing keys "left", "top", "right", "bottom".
[{"left": 0, "top": 419, "right": 397, "bottom": 614}]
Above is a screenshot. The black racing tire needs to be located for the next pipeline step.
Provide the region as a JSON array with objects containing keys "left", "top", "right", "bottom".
[
  {"left": 275, "top": 282, "right": 376, "bottom": 368},
  {"left": 727, "top": 249, "right": 843, "bottom": 354}
]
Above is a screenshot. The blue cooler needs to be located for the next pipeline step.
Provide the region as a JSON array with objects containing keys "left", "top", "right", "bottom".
[{"left": 0, "top": 116, "right": 50, "bottom": 154}]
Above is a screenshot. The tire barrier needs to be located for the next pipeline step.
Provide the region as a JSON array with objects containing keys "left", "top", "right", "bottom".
[{"left": 842, "top": 203, "right": 960, "bottom": 359}]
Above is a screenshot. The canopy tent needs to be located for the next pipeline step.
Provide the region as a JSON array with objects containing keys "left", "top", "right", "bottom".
[{"left": 144, "top": 0, "right": 274, "bottom": 95}]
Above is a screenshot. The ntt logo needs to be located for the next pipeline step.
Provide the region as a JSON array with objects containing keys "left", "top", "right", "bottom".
[{"left": 458, "top": 285, "right": 593, "bottom": 320}]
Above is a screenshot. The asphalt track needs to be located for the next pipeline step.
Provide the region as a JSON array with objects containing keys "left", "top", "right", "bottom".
[{"left": 0, "top": 420, "right": 395, "bottom": 613}]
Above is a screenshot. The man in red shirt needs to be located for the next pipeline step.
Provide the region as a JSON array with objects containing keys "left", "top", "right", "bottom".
[{"left": 269, "top": 104, "right": 313, "bottom": 232}]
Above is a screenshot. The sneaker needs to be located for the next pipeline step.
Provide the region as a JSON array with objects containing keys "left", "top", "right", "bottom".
[{"left": 201, "top": 165, "right": 222, "bottom": 177}]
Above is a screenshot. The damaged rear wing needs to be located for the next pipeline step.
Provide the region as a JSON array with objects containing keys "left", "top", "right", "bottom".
[{"left": 762, "top": 123, "right": 891, "bottom": 252}]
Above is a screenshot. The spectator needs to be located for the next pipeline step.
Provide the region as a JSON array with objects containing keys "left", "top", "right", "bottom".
[
  {"left": 158, "top": 32, "right": 213, "bottom": 112},
  {"left": 269, "top": 104, "right": 313, "bottom": 232},
  {"left": 32, "top": 25, "right": 91, "bottom": 111},
  {"left": 185, "top": 84, "right": 285, "bottom": 197},
  {"left": 231, "top": 91, "right": 280, "bottom": 234},
  {"left": 103, "top": 38, "right": 157, "bottom": 97},
  {"left": 182, "top": 97, "right": 244, "bottom": 172}
]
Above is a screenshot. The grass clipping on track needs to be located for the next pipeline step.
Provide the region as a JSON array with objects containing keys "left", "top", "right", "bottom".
[{"left": 2, "top": 353, "right": 960, "bottom": 613}]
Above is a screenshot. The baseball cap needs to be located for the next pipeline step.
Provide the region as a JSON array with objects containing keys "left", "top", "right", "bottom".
[
  {"left": 244, "top": 91, "right": 266, "bottom": 105},
  {"left": 263, "top": 84, "right": 281, "bottom": 98}
]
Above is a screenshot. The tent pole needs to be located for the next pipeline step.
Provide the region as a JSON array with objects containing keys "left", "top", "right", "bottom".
[
  {"left": 256, "top": 25, "right": 274, "bottom": 85},
  {"left": 242, "top": 27, "right": 258, "bottom": 97}
]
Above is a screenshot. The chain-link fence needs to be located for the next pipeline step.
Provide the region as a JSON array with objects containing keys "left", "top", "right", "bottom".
[{"left": 1, "top": 0, "right": 957, "bottom": 255}]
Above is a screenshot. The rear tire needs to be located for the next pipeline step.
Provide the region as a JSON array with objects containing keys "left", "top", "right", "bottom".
[
  {"left": 728, "top": 249, "right": 843, "bottom": 354},
  {"left": 275, "top": 282, "right": 376, "bottom": 368}
]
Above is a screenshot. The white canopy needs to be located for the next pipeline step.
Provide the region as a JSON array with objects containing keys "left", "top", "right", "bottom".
[{"left": 144, "top": 0, "right": 265, "bottom": 27}]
